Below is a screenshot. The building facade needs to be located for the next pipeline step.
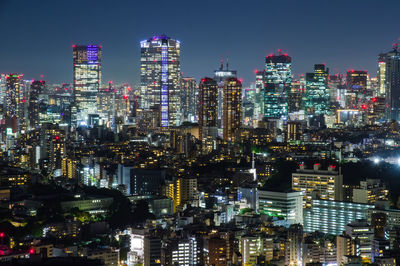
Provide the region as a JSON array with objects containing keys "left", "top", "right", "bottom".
[
  {"left": 72, "top": 44, "right": 102, "bottom": 125},
  {"left": 223, "top": 77, "right": 242, "bottom": 141},
  {"left": 140, "top": 35, "right": 181, "bottom": 127}
]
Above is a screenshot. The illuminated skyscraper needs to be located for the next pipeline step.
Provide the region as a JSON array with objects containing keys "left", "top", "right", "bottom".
[
  {"left": 378, "top": 54, "right": 387, "bottom": 96},
  {"left": 223, "top": 77, "right": 242, "bottom": 141},
  {"left": 198, "top": 77, "right": 218, "bottom": 141},
  {"left": 263, "top": 51, "right": 291, "bottom": 119},
  {"left": 29, "top": 80, "right": 45, "bottom": 129},
  {"left": 72, "top": 44, "right": 102, "bottom": 125},
  {"left": 214, "top": 58, "right": 237, "bottom": 127},
  {"left": 4, "top": 74, "right": 24, "bottom": 132},
  {"left": 346, "top": 70, "right": 368, "bottom": 110},
  {"left": 180, "top": 77, "right": 198, "bottom": 122},
  {"left": 381, "top": 43, "right": 400, "bottom": 120},
  {"left": 304, "top": 64, "right": 330, "bottom": 115},
  {"left": 140, "top": 35, "right": 181, "bottom": 127}
]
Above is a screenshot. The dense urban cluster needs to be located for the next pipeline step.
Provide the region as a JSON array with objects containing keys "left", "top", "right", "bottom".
[{"left": 0, "top": 35, "right": 400, "bottom": 266}]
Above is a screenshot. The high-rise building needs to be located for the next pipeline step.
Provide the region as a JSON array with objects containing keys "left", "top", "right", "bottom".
[
  {"left": 292, "top": 164, "right": 343, "bottom": 208},
  {"left": 72, "top": 44, "right": 102, "bottom": 125},
  {"left": 381, "top": 43, "right": 400, "bottom": 120},
  {"left": 29, "top": 80, "right": 45, "bottom": 129},
  {"left": 223, "top": 77, "right": 242, "bottom": 141},
  {"left": 304, "top": 64, "right": 330, "bottom": 115},
  {"left": 5, "top": 74, "right": 23, "bottom": 132},
  {"left": 214, "top": 58, "right": 237, "bottom": 127},
  {"left": 329, "top": 73, "right": 346, "bottom": 108},
  {"left": 140, "top": 35, "right": 181, "bottom": 127},
  {"left": 378, "top": 54, "right": 387, "bottom": 96},
  {"left": 345, "top": 70, "right": 368, "bottom": 110},
  {"left": 262, "top": 51, "right": 292, "bottom": 119},
  {"left": 180, "top": 77, "right": 198, "bottom": 122},
  {"left": 198, "top": 77, "right": 218, "bottom": 142}
]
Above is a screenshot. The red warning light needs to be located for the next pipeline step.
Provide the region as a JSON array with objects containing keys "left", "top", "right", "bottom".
[
  {"left": 0, "top": 232, "right": 4, "bottom": 237},
  {"left": 362, "top": 104, "right": 367, "bottom": 110},
  {"left": 122, "top": 95, "right": 129, "bottom": 100},
  {"left": 55, "top": 136, "right": 60, "bottom": 140},
  {"left": 372, "top": 97, "right": 377, "bottom": 102},
  {"left": 29, "top": 248, "right": 35, "bottom": 254}
]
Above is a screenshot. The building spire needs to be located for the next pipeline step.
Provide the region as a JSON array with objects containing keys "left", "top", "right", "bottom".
[
  {"left": 220, "top": 56, "right": 223, "bottom": 71},
  {"left": 226, "top": 55, "right": 229, "bottom": 70}
]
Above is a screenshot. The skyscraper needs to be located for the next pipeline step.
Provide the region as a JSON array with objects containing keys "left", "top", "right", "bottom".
[
  {"left": 72, "top": 44, "right": 102, "bottom": 125},
  {"left": 198, "top": 77, "right": 218, "bottom": 141},
  {"left": 304, "top": 64, "right": 330, "bottom": 115},
  {"left": 140, "top": 35, "right": 181, "bottom": 127},
  {"left": 381, "top": 43, "right": 400, "bottom": 120},
  {"left": 223, "top": 77, "right": 242, "bottom": 141},
  {"left": 262, "top": 51, "right": 292, "bottom": 119},
  {"left": 180, "top": 77, "right": 198, "bottom": 122},
  {"left": 214, "top": 58, "right": 237, "bottom": 127},
  {"left": 5, "top": 74, "right": 23, "bottom": 132},
  {"left": 345, "top": 70, "right": 368, "bottom": 110},
  {"left": 29, "top": 80, "right": 45, "bottom": 129}
]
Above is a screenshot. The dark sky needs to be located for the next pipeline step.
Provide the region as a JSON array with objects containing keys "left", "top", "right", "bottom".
[{"left": 0, "top": 0, "right": 399, "bottom": 86}]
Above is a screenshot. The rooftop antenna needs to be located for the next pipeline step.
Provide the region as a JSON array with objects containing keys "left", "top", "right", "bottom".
[
  {"left": 219, "top": 56, "right": 223, "bottom": 71},
  {"left": 278, "top": 48, "right": 282, "bottom": 55},
  {"left": 226, "top": 55, "right": 229, "bottom": 70}
]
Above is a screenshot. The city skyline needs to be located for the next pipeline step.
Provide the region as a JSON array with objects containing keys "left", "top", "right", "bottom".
[{"left": 0, "top": 0, "right": 399, "bottom": 85}]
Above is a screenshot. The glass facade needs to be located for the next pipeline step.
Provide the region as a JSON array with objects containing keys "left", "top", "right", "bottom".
[
  {"left": 140, "top": 35, "right": 181, "bottom": 127},
  {"left": 222, "top": 77, "right": 242, "bottom": 141},
  {"left": 262, "top": 53, "right": 291, "bottom": 119},
  {"left": 304, "top": 64, "right": 330, "bottom": 115},
  {"left": 73, "top": 45, "right": 102, "bottom": 124}
]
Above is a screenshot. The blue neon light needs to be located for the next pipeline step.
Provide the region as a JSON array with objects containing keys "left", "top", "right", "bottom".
[
  {"left": 160, "top": 46, "right": 169, "bottom": 127},
  {"left": 87, "top": 45, "right": 99, "bottom": 64}
]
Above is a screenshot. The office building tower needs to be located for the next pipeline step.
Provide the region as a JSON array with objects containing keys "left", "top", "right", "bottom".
[
  {"left": 381, "top": 43, "right": 400, "bottom": 120},
  {"left": 345, "top": 70, "right": 368, "bottom": 110},
  {"left": 263, "top": 51, "right": 292, "bottom": 119},
  {"left": 73, "top": 44, "right": 102, "bottom": 125},
  {"left": 258, "top": 190, "right": 303, "bottom": 225},
  {"left": 292, "top": 164, "right": 343, "bottom": 208},
  {"left": 5, "top": 74, "right": 22, "bottom": 118},
  {"left": 223, "top": 77, "right": 242, "bottom": 141},
  {"left": 29, "top": 80, "right": 45, "bottom": 129},
  {"left": 214, "top": 58, "right": 237, "bottom": 127},
  {"left": 180, "top": 77, "right": 198, "bottom": 122},
  {"left": 198, "top": 77, "right": 218, "bottom": 142},
  {"left": 329, "top": 73, "right": 346, "bottom": 107},
  {"left": 304, "top": 64, "right": 330, "bottom": 115},
  {"left": 39, "top": 123, "right": 66, "bottom": 174},
  {"left": 304, "top": 199, "right": 374, "bottom": 235},
  {"left": 378, "top": 54, "right": 387, "bottom": 96},
  {"left": 140, "top": 35, "right": 181, "bottom": 127}
]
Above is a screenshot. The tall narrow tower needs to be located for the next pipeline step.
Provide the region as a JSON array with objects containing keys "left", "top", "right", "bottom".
[
  {"left": 140, "top": 35, "right": 181, "bottom": 127},
  {"left": 72, "top": 44, "right": 102, "bottom": 125},
  {"left": 223, "top": 77, "right": 242, "bottom": 141},
  {"left": 382, "top": 42, "right": 400, "bottom": 120},
  {"left": 263, "top": 52, "right": 292, "bottom": 119},
  {"left": 198, "top": 77, "right": 218, "bottom": 141}
]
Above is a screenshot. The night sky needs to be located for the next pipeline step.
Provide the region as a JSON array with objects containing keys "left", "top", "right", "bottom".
[{"left": 0, "top": 0, "right": 399, "bottom": 86}]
